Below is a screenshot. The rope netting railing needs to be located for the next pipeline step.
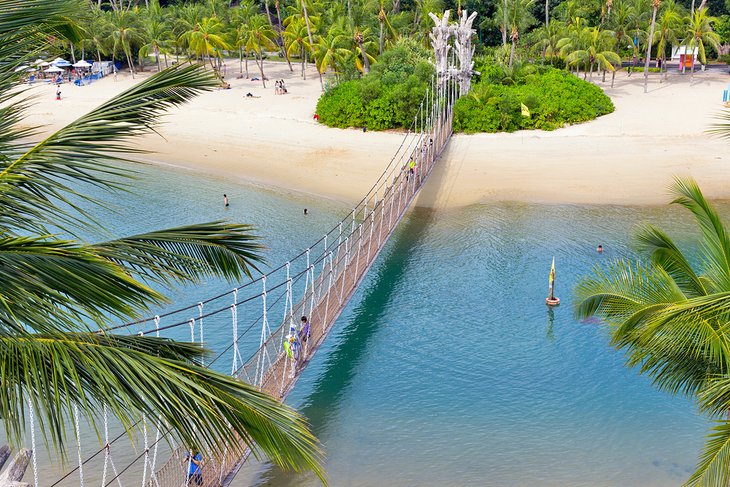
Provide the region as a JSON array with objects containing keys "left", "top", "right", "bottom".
[{"left": 38, "top": 9, "right": 477, "bottom": 487}]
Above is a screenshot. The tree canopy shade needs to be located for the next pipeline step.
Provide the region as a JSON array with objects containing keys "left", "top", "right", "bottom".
[
  {"left": 0, "top": 0, "right": 324, "bottom": 481},
  {"left": 574, "top": 178, "right": 730, "bottom": 487}
]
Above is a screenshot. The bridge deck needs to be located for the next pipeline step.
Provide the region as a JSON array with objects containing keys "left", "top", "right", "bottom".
[{"left": 146, "top": 102, "right": 455, "bottom": 487}]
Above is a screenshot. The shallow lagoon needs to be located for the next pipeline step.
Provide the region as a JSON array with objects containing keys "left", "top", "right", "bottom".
[{"left": 8, "top": 162, "right": 716, "bottom": 486}]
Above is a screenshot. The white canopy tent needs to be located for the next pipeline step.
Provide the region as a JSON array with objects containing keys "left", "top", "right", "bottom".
[
  {"left": 72, "top": 60, "right": 92, "bottom": 68},
  {"left": 44, "top": 66, "right": 63, "bottom": 73}
]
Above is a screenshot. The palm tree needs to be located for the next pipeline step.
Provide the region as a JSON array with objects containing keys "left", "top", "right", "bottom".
[
  {"left": 352, "top": 26, "right": 376, "bottom": 74},
  {"left": 108, "top": 8, "right": 140, "bottom": 77},
  {"left": 507, "top": 0, "right": 537, "bottom": 68},
  {"left": 643, "top": 0, "right": 660, "bottom": 92},
  {"left": 683, "top": 7, "right": 720, "bottom": 79},
  {"left": 181, "top": 16, "right": 230, "bottom": 71},
  {"left": 0, "top": 0, "right": 324, "bottom": 480},
  {"left": 244, "top": 14, "right": 278, "bottom": 87},
  {"left": 139, "top": 18, "right": 171, "bottom": 71},
  {"left": 564, "top": 26, "right": 621, "bottom": 81},
  {"left": 284, "top": 17, "right": 313, "bottom": 79},
  {"left": 315, "top": 30, "right": 350, "bottom": 80},
  {"left": 574, "top": 177, "right": 730, "bottom": 487},
  {"left": 654, "top": 0, "right": 684, "bottom": 80},
  {"left": 299, "top": 0, "right": 325, "bottom": 90},
  {"left": 274, "top": 0, "right": 294, "bottom": 72}
]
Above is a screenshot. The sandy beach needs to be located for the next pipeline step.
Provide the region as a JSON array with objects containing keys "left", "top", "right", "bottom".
[{"left": 18, "top": 61, "right": 730, "bottom": 208}]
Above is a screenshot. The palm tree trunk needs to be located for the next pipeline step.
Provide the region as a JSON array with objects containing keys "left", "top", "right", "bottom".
[
  {"left": 379, "top": 21, "right": 384, "bottom": 56},
  {"left": 262, "top": 0, "right": 274, "bottom": 28},
  {"left": 611, "top": 69, "right": 616, "bottom": 87},
  {"left": 643, "top": 6, "right": 658, "bottom": 93},
  {"left": 301, "top": 0, "right": 324, "bottom": 91},
  {"left": 239, "top": 47, "right": 243, "bottom": 74},
  {"left": 256, "top": 39, "right": 267, "bottom": 88},
  {"left": 359, "top": 41, "right": 370, "bottom": 74},
  {"left": 589, "top": 62, "right": 594, "bottom": 80},
  {"left": 164, "top": 53, "right": 168, "bottom": 68},
  {"left": 245, "top": 50, "right": 249, "bottom": 78},
  {"left": 302, "top": 46, "right": 306, "bottom": 79},
  {"left": 509, "top": 38, "right": 516, "bottom": 68},
  {"left": 275, "top": 1, "right": 293, "bottom": 72},
  {"left": 545, "top": 0, "right": 549, "bottom": 25},
  {"left": 602, "top": 69, "right": 606, "bottom": 82},
  {"left": 125, "top": 48, "right": 135, "bottom": 78},
  {"left": 70, "top": 42, "right": 77, "bottom": 64}
]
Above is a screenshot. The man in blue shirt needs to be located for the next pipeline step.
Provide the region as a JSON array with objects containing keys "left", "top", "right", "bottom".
[{"left": 185, "top": 450, "right": 203, "bottom": 485}]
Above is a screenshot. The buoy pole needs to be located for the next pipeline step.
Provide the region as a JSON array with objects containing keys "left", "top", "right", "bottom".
[{"left": 546, "top": 256, "right": 560, "bottom": 306}]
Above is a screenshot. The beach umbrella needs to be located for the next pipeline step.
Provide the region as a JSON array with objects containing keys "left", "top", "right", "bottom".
[
  {"left": 39, "top": 61, "right": 50, "bottom": 67},
  {"left": 13, "top": 65, "right": 30, "bottom": 72},
  {"left": 44, "top": 66, "right": 63, "bottom": 73},
  {"left": 72, "top": 60, "right": 92, "bottom": 68},
  {"left": 33, "top": 58, "right": 46, "bottom": 65}
]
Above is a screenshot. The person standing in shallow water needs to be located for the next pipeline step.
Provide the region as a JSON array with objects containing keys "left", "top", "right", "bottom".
[{"left": 224, "top": 194, "right": 229, "bottom": 207}]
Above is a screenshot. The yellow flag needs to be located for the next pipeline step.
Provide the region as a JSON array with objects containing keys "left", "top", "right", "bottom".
[
  {"left": 521, "top": 103, "right": 531, "bottom": 118},
  {"left": 549, "top": 257, "right": 555, "bottom": 286}
]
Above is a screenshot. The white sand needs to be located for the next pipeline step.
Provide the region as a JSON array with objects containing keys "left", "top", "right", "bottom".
[{"left": 17, "top": 62, "right": 730, "bottom": 208}]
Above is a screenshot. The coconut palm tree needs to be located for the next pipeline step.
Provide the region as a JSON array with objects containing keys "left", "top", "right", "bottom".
[
  {"left": 108, "top": 8, "right": 141, "bottom": 77},
  {"left": 654, "top": 0, "right": 684, "bottom": 80},
  {"left": 315, "top": 30, "right": 350, "bottom": 80},
  {"left": 564, "top": 26, "right": 621, "bottom": 81},
  {"left": 139, "top": 17, "right": 171, "bottom": 71},
  {"left": 574, "top": 177, "right": 730, "bottom": 487},
  {"left": 181, "top": 15, "right": 230, "bottom": 71},
  {"left": 0, "top": 0, "right": 324, "bottom": 480},
  {"left": 244, "top": 14, "right": 278, "bottom": 87},
  {"left": 284, "top": 16, "right": 314, "bottom": 79},
  {"left": 274, "top": 0, "right": 294, "bottom": 72},
  {"left": 643, "top": 0, "right": 661, "bottom": 92},
  {"left": 507, "top": 0, "right": 537, "bottom": 68},
  {"left": 351, "top": 26, "right": 376, "bottom": 74},
  {"left": 683, "top": 7, "right": 720, "bottom": 79}
]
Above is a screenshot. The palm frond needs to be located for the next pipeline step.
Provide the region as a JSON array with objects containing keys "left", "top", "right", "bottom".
[
  {"left": 670, "top": 177, "right": 730, "bottom": 292},
  {"left": 0, "top": 235, "right": 163, "bottom": 334},
  {"left": 0, "top": 332, "right": 325, "bottom": 480},
  {"left": 89, "top": 222, "right": 265, "bottom": 284},
  {"left": 0, "top": 63, "right": 219, "bottom": 234},
  {"left": 634, "top": 223, "right": 706, "bottom": 297},
  {"left": 685, "top": 421, "right": 730, "bottom": 487}
]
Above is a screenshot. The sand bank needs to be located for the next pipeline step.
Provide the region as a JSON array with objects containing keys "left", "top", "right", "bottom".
[{"left": 18, "top": 62, "right": 730, "bottom": 208}]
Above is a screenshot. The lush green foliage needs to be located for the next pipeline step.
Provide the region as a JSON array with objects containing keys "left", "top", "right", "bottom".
[
  {"left": 1, "top": 0, "right": 324, "bottom": 479},
  {"left": 315, "top": 40, "right": 434, "bottom": 130},
  {"left": 453, "top": 64, "right": 614, "bottom": 132}
]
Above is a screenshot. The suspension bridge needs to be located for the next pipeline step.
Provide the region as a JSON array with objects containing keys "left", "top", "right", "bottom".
[{"left": 2, "top": 10, "right": 477, "bottom": 487}]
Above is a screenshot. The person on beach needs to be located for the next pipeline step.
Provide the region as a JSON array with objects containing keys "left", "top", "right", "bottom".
[
  {"left": 280, "top": 80, "right": 287, "bottom": 94},
  {"left": 299, "top": 316, "right": 310, "bottom": 344},
  {"left": 224, "top": 194, "right": 229, "bottom": 207},
  {"left": 303, "top": 208, "right": 308, "bottom": 215},
  {"left": 55, "top": 85, "right": 61, "bottom": 100},
  {"left": 184, "top": 450, "right": 203, "bottom": 485},
  {"left": 597, "top": 245, "right": 603, "bottom": 253},
  {"left": 274, "top": 80, "right": 280, "bottom": 94},
  {"left": 409, "top": 158, "right": 416, "bottom": 177}
]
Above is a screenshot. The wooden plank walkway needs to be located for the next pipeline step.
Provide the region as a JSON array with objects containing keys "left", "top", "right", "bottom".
[{"left": 146, "top": 99, "right": 455, "bottom": 487}]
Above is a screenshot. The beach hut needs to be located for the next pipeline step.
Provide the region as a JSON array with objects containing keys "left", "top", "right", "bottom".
[{"left": 671, "top": 45, "right": 698, "bottom": 71}]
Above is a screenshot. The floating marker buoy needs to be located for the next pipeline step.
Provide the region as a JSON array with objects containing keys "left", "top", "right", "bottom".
[{"left": 546, "top": 257, "right": 559, "bottom": 306}]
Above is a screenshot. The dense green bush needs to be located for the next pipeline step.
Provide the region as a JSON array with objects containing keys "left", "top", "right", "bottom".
[
  {"left": 453, "top": 65, "right": 614, "bottom": 133},
  {"left": 316, "top": 39, "right": 434, "bottom": 130}
]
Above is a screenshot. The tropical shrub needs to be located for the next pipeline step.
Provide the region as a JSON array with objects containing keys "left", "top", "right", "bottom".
[
  {"left": 316, "top": 39, "right": 434, "bottom": 130},
  {"left": 454, "top": 64, "right": 614, "bottom": 133}
]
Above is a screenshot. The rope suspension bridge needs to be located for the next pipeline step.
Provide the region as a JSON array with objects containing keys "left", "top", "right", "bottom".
[{"left": 1, "top": 10, "right": 477, "bottom": 487}]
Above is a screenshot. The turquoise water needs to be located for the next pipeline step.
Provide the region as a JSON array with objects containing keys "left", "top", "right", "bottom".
[{"left": 7, "top": 162, "right": 716, "bottom": 486}]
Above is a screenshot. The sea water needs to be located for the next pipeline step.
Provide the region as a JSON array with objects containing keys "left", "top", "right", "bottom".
[{"left": 7, "top": 162, "right": 715, "bottom": 486}]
